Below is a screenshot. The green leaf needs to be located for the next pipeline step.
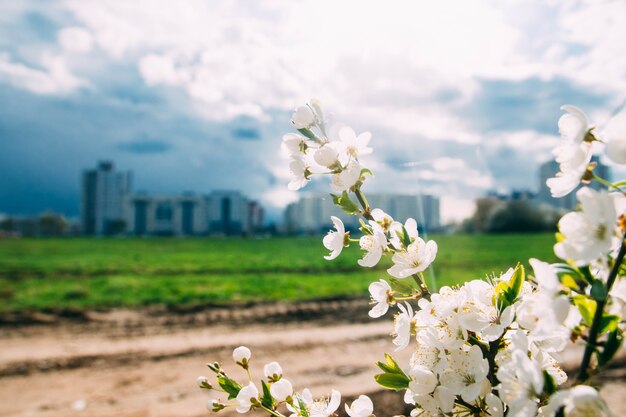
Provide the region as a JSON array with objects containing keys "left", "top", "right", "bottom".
[
  {"left": 508, "top": 263, "right": 525, "bottom": 298},
  {"left": 543, "top": 371, "right": 557, "bottom": 395},
  {"left": 599, "top": 329, "right": 623, "bottom": 366},
  {"left": 578, "top": 266, "right": 595, "bottom": 286},
  {"left": 552, "top": 263, "right": 579, "bottom": 275},
  {"left": 375, "top": 353, "right": 403, "bottom": 374},
  {"left": 561, "top": 274, "right": 580, "bottom": 291},
  {"left": 401, "top": 225, "right": 411, "bottom": 248},
  {"left": 572, "top": 295, "right": 596, "bottom": 326},
  {"left": 590, "top": 279, "right": 608, "bottom": 301},
  {"left": 359, "top": 218, "right": 373, "bottom": 235},
  {"left": 360, "top": 168, "right": 374, "bottom": 178},
  {"left": 388, "top": 277, "right": 419, "bottom": 296},
  {"left": 493, "top": 264, "right": 524, "bottom": 311},
  {"left": 375, "top": 354, "right": 411, "bottom": 391},
  {"left": 217, "top": 376, "right": 242, "bottom": 400},
  {"left": 297, "top": 128, "right": 317, "bottom": 140},
  {"left": 261, "top": 381, "right": 274, "bottom": 409},
  {"left": 599, "top": 314, "right": 620, "bottom": 334},
  {"left": 374, "top": 372, "right": 410, "bottom": 391},
  {"left": 331, "top": 191, "right": 360, "bottom": 215},
  {"left": 297, "top": 396, "right": 310, "bottom": 417}
]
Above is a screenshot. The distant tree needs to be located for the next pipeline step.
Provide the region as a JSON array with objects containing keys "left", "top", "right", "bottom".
[
  {"left": 38, "top": 213, "right": 68, "bottom": 236},
  {"left": 463, "top": 198, "right": 504, "bottom": 233},
  {"left": 485, "top": 200, "right": 545, "bottom": 233},
  {"left": 463, "top": 198, "right": 560, "bottom": 233},
  {"left": 0, "top": 218, "right": 16, "bottom": 232}
]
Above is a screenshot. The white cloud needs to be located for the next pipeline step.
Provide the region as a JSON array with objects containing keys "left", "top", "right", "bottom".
[
  {"left": 0, "top": 53, "right": 86, "bottom": 95},
  {"left": 139, "top": 54, "right": 189, "bottom": 86},
  {"left": 441, "top": 196, "right": 476, "bottom": 223},
  {"left": 261, "top": 187, "right": 299, "bottom": 209},
  {"left": 58, "top": 27, "right": 94, "bottom": 53}
]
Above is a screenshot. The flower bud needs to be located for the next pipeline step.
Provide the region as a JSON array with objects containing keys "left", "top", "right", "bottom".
[
  {"left": 233, "top": 346, "right": 251, "bottom": 367},
  {"left": 197, "top": 376, "right": 212, "bottom": 389},
  {"left": 314, "top": 144, "right": 340, "bottom": 168},
  {"left": 291, "top": 106, "right": 315, "bottom": 129},
  {"left": 207, "top": 399, "right": 226, "bottom": 412},
  {"left": 264, "top": 361, "right": 283, "bottom": 382},
  {"left": 207, "top": 362, "right": 221, "bottom": 373},
  {"left": 270, "top": 378, "right": 293, "bottom": 402}
]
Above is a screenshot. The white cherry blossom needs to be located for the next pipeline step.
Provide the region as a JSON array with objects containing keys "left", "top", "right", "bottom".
[
  {"left": 233, "top": 346, "right": 251, "bottom": 363},
  {"left": 408, "top": 365, "right": 437, "bottom": 395},
  {"left": 292, "top": 105, "right": 315, "bottom": 129},
  {"left": 314, "top": 143, "right": 342, "bottom": 168},
  {"left": 388, "top": 237, "right": 437, "bottom": 278},
  {"left": 338, "top": 126, "right": 372, "bottom": 159},
  {"left": 393, "top": 302, "right": 416, "bottom": 351},
  {"left": 358, "top": 222, "right": 387, "bottom": 267},
  {"left": 368, "top": 279, "right": 393, "bottom": 318},
  {"left": 546, "top": 143, "right": 593, "bottom": 198},
  {"left": 547, "top": 105, "right": 594, "bottom": 197},
  {"left": 411, "top": 328, "right": 448, "bottom": 375},
  {"left": 439, "top": 345, "right": 489, "bottom": 402},
  {"left": 330, "top": 160, "right": 362, "bottom": 193},
  {"left": 543, "top": 385, "right": 610, "bottom": 417},
  {"left": 287, "top": 389, "right": 341, "bottom": 417},
  {"left": 270, "top": 378, "right": 293, "bottom": 402},
  {"left": 497, "top": 350, "right": 543, "bottom": 417},
  {"left": 605, "top": 111, "right": 626, "bottom": 164},
  {"left": 345, "top": 395, "right": 373, "bottom": 417},
  {"left": 288, "top": 159, "right": 311, "bottom": 191},
  {"left": 323, "top": 216, "right": 347, "bottom": 260},
  {"left": 555, "top": 187, "right": 618, "bottom": 264},
  {"left": 264, "top": 361, "right": 282, "bottom": 381},
  {"left": 485, "top": 393, "right": 504, "bottom": 417},
  {"left": 389, "top": 218, "right": 419, "bottom": 250},
  {"left": 235, "top": 382, "right": 259, "bottom": 413},
  {"left": 371, "top": 208, "right": 394, "bottom": 232},
  {"left": 282, "top": 133, "right": 307, "bottom": 158},
  {"left": 412, "top": 386, "right": 455, "bottom": 415},
  {"left": 558, "top": 105, "right": 590, "bottom": 143}
]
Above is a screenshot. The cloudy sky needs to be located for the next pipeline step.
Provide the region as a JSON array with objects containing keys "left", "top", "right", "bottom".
[{"left": 1, "top": 0, "right": 625, "bottom": 222}]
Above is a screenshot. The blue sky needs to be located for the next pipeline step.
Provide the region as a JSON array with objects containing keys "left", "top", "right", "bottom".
[{"left": 1, "top": 1, "right": 625, "bottom": 222}]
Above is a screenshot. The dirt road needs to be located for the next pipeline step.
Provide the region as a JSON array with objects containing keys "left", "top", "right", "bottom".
[{"left": 0, "top": 299, "right": 624, "bottom": 417}]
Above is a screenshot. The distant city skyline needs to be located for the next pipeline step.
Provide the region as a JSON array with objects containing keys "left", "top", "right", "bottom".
[{"left": 1, "top": 2, "right": 626, "bottom": 223}]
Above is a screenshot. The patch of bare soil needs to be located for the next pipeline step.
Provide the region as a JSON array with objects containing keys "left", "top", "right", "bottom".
[{"left": 0, "top": 299, "right": 623, "bottom": 417}]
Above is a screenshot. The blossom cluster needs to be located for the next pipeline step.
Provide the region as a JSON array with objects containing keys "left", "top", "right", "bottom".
[
  {"left": 199, "top": 101, "right": 626, "bottom": 417},
  {"left": 197, "top": 345, "right": 369, "bottom": 417}
]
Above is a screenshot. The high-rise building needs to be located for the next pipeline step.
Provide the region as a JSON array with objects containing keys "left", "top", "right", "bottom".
[
  {"left": 124, "top": 191, "right": 264, "bottom": 236},
  {"left": 81, "top": 161, "right": 132, "bottom": 235},
  {"left": 536, "top": 156, "right": 611, "bottom": 210},
  {"left": 284, "top": 193, "right": 440, "bottom": 234}
]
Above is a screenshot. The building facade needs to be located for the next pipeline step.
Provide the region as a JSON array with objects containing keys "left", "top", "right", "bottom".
[
  {"left": 124, "top": 191, "right": 263, "bottom": 236},
  {"left": 284, "top": 193, "right": 440, "bottom": 234},
  {"left": 81, "top": 161, "right": 132, "bottom": 236}
]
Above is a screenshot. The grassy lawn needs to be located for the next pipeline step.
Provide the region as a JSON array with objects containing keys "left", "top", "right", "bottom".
[{"left": 0, "top": 234, "right": 558, "bottom": 312}]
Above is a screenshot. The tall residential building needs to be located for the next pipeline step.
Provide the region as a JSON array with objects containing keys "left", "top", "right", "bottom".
[
  {"left": 536, "top": 156, "right": 610, "bottom": 210},
  {"left": 124, "top": 191, "right": 264, "bottom": 236},
  {"left": 125, "top": 194, "right": 205, "bottom": 236},
  {"left": 81, "top": 161, "right": 132, "bottom": 235},
  {"left": 284, "top": 193, "right": 440, "bottom": 234}
]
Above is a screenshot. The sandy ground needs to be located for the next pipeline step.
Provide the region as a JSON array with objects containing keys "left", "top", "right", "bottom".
[{"left": 0, "top": 299, "right": 624, "bottom": 417}]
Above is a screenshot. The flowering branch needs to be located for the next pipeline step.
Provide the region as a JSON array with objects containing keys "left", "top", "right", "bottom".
[
  {"left": 197, "top": 101, "right": 626, "bottom": 417},
  {"left": 577, "top": 230, "right": 626, "bottom": 382}
]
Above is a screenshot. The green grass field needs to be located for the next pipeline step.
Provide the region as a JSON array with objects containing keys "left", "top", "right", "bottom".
[{"left": 0, "top": 234, "right": 558, "bottom": 313}]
